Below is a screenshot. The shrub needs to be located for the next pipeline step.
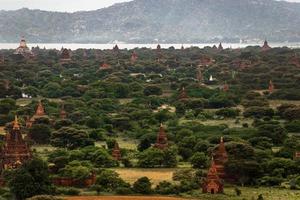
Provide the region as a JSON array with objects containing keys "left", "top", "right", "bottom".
[
  {"left": 155, "top": 181, "right": 178, "bottom": 195},
  {"left": 133, "top": 177, "right": 152, "bottom": 194},
  {"left": 27, "top": 195, "right": 63, "bottom": 200},
  {"left": 216, "top": 108, "right": 240, "bottom": 118},
  {"left": 115, "top": 187, "right": 133, "bottom": 195}
]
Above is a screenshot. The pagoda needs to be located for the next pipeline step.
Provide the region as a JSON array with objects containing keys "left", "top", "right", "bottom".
[
  {"left": 157, "top": 44, "right": 161, "bottom": 51},
  {"left": 0, "top": 116, "right": 32, "bottom": 172},
  {"left": 197, "top": 67, "right": 204, "bottom": 85},
  {"left": 26, "top": 101, "right": 47, "bottom": 128},
  {"left": 60, "top": 48, "right": 72, "bottom": 63},
  {"left": 14, "top": 37, "right": 34, "bottom": 58},
  {"left": 218, "top": 43, "right": 224, "bottom": 51},
  {"left": 154, "top": 124, "right": 168, "bottom": 150},
  {"left": 178, "top": 87, "right": 189, "bottom": 101},
  {"left": 113, "top": 44, "right": 119, "bottom": 52},
  {"left": 222, "top": 82, "right": 229, "bottom": 92},
  {"left": 60, "top": 104, "right": 67, "bottom": 119},
  {"left": 202, "top": 158, "right": 224, "bottom": 194},
  {"left": 269, "top": 80, "right": 274, "bottom": 93},
  {"left": 261, "top": 40, "right": 271, "bottom": 51},
  {"left": 131, "top": 51, "right": 138, "bottom": 63},
  {"left": 99, "top": 63, "right": 111, "bottom": 70},
  {"left": 213, "top": 137, "right": 228, "bottom": 179},
  {"left": 112, "top": 142, "right": 122, "bottom": 161}
]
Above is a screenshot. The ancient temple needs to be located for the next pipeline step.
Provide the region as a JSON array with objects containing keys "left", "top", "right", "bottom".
[
  {"left": 157, "top": 44, "right": 161, "bottom": 51},
  {"left": 131, "top": 51, "right": 138, "bottom": 63},
  {"left": 112, "top": 142, "right": 122, "bottom": 161},
  {"left": 223, "top": 82, "right": 229, "bottom": 92},
  {"left": 113, "top": 44, "right": 119, "bottom": 52},
  {"left": 269, "top": 80, "right": 274, "bottom": 93},
  {"left": 261, "top": 40, "right": 271, "bottom": 51},
  {"left": 213, "top": 137, "right": 228, "bottom": 179},
  {"left": 202, "top": 158, "right": 224, "bottom": 194},
  {"left": 154, "top": 124, "right": 168, "bottom": 150},
  {"left": 0, "top": 116, "right": 32, "bottom": 171},
  {"left": 99, "top": 63, "right": 111, "bottom": 70},
  {"left": 178, "top": 87, "right": 189, "bottom": 101},
  {"left": 197, "top": 67, "right": 204, "bottom": 85},
  {"left": 218, "top": 43, "right": 224, "bottom": 51},
  {"left": 60, "top": 104, "right": 67, "bottom": 119},
  {"left": 14, "top": 37, "right": 34, "bottom": 58},
  {"left": 294, "top": 152, "right": 300, "bottom": 160},
  {"left": 60, "top": 48, "right": 72, "bottom": 63},
  {"left": 26, "top": 101, "right": 47, "bottom": 128},
  {"left": 199, "top": 56, "right": 214, "bottom": 67}
]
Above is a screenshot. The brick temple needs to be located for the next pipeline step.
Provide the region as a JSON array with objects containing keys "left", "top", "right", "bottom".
[
  {"left": 154, "top": 124, "right": 168, "bottom": 150},
  {"left": 112, "top": 142, "right": 122, "bottom": 161},
  {"left": 262, "top": 40, "right": 271, "bottom": 51},
  {"left": 178, "top": 87, "right": 189, "bottom": 101},
  {"left": 60, "top": 48, "right": 72, "bottom": 63},
  {"left": 26, "top": 101, "right": 48, "bottom": 128},
  {"left": 213, "top": 137, "right": 228, "bottom": 179},
  {"left": 14, "top": 37, "right": 34, "bottom": 58},
  {"left": 202, "top": 158, "right": 224, "bottom": 194},
  {"left": 0, "top": 116, "right": 32, "bottom": 172}
]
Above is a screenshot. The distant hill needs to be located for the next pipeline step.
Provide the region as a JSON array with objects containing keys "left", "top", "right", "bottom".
[{"left": 0, "top": 0, "right": 300, "bottom": 43}]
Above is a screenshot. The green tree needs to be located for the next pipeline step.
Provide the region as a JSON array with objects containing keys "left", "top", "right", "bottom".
[
  {"left": 6, "top": 158, "right": 53, "bottom": 200},
  {"left": 133, "top": 177, "right": 152, "bottom": 194},
  {"left": 29, "top": 124, "right": 51, "bottom": 144}
]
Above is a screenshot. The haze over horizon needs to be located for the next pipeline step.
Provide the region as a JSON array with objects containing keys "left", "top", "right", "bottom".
[{"left": 1, "top": 0, "right": 300, "bottom": 12}]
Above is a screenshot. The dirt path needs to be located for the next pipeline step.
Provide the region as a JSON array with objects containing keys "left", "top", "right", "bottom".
[{"left": 65, "top": 196, "right": 187, "bottom": 200}]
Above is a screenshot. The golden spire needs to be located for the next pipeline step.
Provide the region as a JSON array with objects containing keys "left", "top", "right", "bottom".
[{"left": 13, "top": 115, "right": 20, "bottom": 130}]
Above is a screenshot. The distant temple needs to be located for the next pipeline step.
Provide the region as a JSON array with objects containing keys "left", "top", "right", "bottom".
[
  {"left": 202, "top": 158, "right": 224, "bottom": 194},
  {"left": 113, "top": 44, "right": 119, "bottom": 52},
  {"left": 154, "top": 124, "right": 168, "bottom": 150},
  {"left": 157, "top": 44, "right": 161, "bottom": 51},
  {"left": 197, "top": 67, "right": 204, "bottom": 85},
  {"left": 131, "top": 51, "right": 138, "bottom": 63},
  {"left": 0, "top": 54, "right": 4, "bottom": 64},
  {"left": 0, "top": 116, "right": 32, "bottom": 172},
  {"left": 199, "top": 56, "right": 214, "bottom": 67},
  {"left": 99, "top": 63, "right": 111, "bottom": 70},
  {"left": 269, "top": 80, "right": 274, "bottom": 93},
  {"left": 178, "top": 87, "right": 189, "bottom": 100},
  {"left": 218, "top": 43, "right": 224, "bottom": 51},
  {"left": 60, "top": 104, "right": 67, "bottom": 119},
  {"left": 14, "top": 37, "right": 34, "bottom": 58},
  {"left": 213, "top": 137, "right": 228, "bottom": 179},
  {"left": 222, "top": 82, "right": 229, "bottom": 92},
  {"left": 261, "top": 40, "right": 271, "bottom": 51},
  {"left": 60, "top": 48, "right": 72, "bottom": 63},
  {"left": 112, "top": 142, "right": 122, "bottom": 161},
  {"left": 294, "top": 152, "right": 300, "bottom": 160},
  {"left": 26, "top": 101, "right": 47, "bottom": 128}
]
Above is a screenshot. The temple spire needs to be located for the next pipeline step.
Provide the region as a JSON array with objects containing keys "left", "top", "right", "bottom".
[
  {"left": 112, "top": 141, "right": 122, "bottom": 161},
  {"left": 13, "top": 116, "right": 20, "bottom": 131},
  {"left": 36, "top": 101, "right": 45, "bottom": 116},
  {"left": 269, "top": 80, "right": 274, "bottom": 93},
  {"left": 154, "top": 124, "right": 168, "bottom": 150}
]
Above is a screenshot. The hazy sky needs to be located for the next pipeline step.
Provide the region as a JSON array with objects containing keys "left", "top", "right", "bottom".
[{"left": 1, "top": 0, "right": 300, "bottom": 12}]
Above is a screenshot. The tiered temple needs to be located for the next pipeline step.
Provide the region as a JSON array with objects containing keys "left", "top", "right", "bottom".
[
  {"left": 131, "top": 51, "right": 138, "bottom": 63},
  {"left": 14, "top": 37, "right": 34, "bottom": 58},
  {"left": 0, "top": 116, "right": 32, "bottom": 172},
  {"left": 223, "top": 82, "right": 229, "bottom": 92},
  {"left": 154, "top": 124, "right": 168, "bottom": 150},
  {"left": 218, "top": 43, "right": 224, "bottom": 51},
  {"left": 178, "top": 87, "right": 189, "bottom": 101},
  {"left": 60, "top": 48, "right": 72, "bottom": 63},
  {"left": 261, "top": 40, "right": 271, "bottom": 51},
  {"left": 60, "top": 104, "right": 67, "bottom": 119},
  {"left": 26, "top": 101, "right": 47, "bottom": 128},
  {"left": 202, "top": 158, "right": 224, "bottom": 194},
  {"left": 213, "top": 137, "right": 228, "bottom": 179},
  {"left": 112, "top": 142, "right": 122, "bottom": 161}
]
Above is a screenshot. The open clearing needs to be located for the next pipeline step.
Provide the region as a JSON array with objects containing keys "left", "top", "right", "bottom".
[
  {"left": 65, "top": 196, "right": 187, "bottom": 200},
  {"left": 114, "top": 168, "right": 176, "bottom": 185}
]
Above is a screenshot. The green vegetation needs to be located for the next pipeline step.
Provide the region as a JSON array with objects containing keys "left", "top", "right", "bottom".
[{"left": 1, "top": 46, "right": 300, "bottom": 199}]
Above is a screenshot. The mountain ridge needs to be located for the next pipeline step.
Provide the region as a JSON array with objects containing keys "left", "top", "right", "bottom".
[{"left": 0, "top": 0, "right": 300, "bottom": 43}]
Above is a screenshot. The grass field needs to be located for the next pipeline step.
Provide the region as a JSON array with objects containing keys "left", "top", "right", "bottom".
[
  {"left": 96, "top": 137, "right": 138, "bottom": 150},
  {"left": 184, "top": 186, "right": 300, "bottom": 200},
  {"left": 114, "top": 168, "right": 176, "bottom": 185}
]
